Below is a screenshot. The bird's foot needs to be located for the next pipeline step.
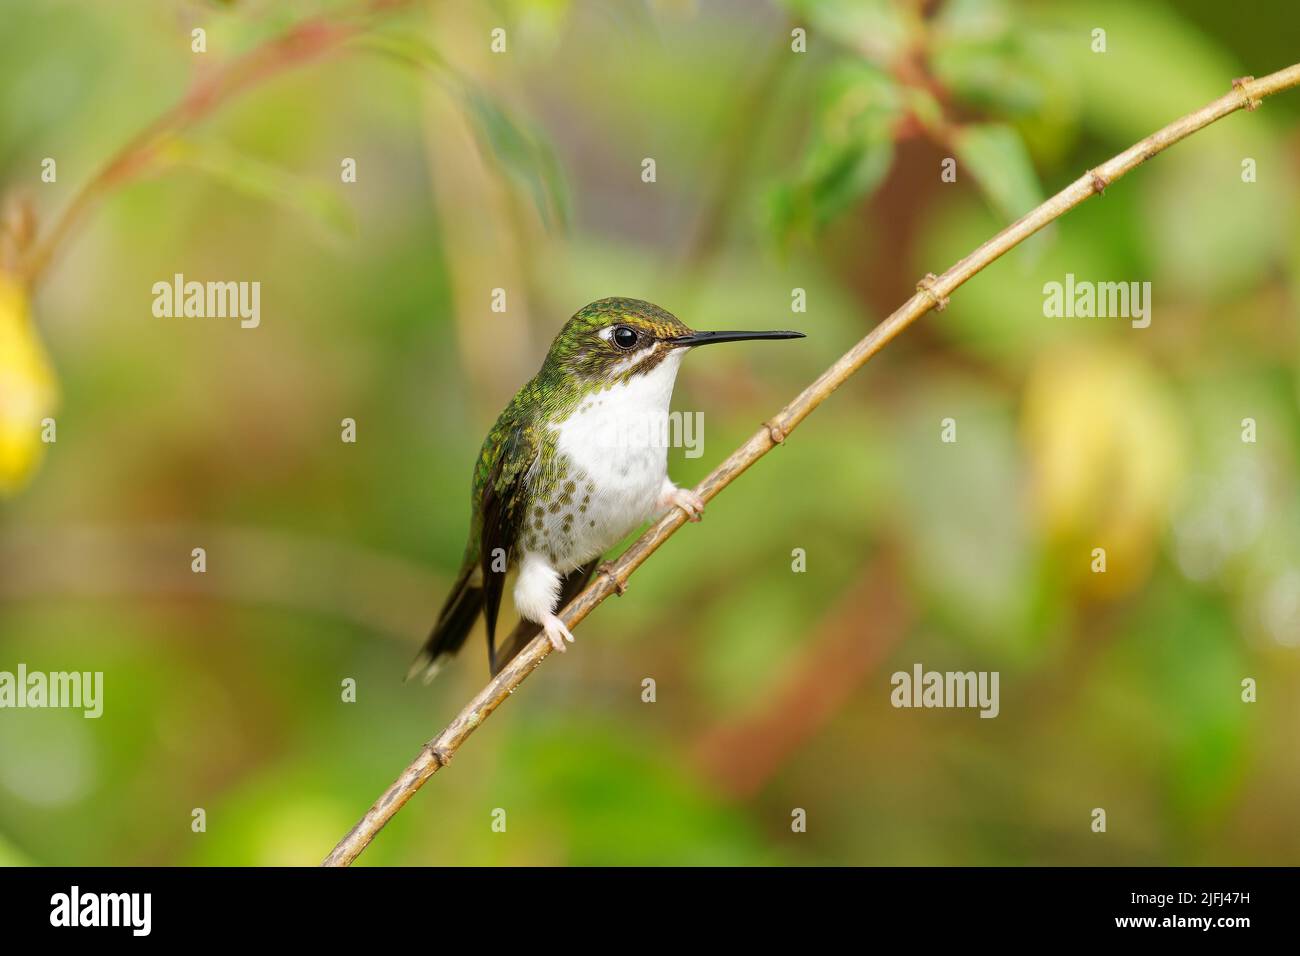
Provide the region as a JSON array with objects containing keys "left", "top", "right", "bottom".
[
  {"left": 542, "top": 613, "right": 576, "bottom": 652},
  {"left": 660, "top": 485, "right": 705, "bottom": 522}
]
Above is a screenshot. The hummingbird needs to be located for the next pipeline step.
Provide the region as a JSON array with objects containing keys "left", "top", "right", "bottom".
[{"left": 408, "top": 297, "right": 804, "bottom": 681}]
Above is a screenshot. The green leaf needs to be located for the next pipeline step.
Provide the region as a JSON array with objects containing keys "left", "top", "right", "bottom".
[
  {"left": 929, "top": 0, "right": 1080, "bottom": 165},
  {"left": 458, "top": 85, "right": 571, "bottom": 231},
  {"left": 359, "top": 32, "right": 570, "bottom": 231},
  {"left": 931, "top": 0, "right": 1052, "bottom": 116},
  {"left": 767, "top": 62, "right": 902, "bottom": 243},
  {"left": 161, "top": 139, "right": 353, "bottom": 238},
  {"left": 951, "top": 122, "right": 1044, "bottom": 224}
]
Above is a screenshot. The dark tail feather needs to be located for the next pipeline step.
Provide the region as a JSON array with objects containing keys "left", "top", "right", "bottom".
[
  {"left": 489, "top": 558, "right": 599, "bottom": 677},
  {"left": 407, "top": 564, "right": 483, "bottom": 684}
]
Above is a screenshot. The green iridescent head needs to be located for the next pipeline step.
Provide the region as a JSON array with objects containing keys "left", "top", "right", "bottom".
[{"left": 542, "top": 297, "right": 805, "bottom": 383}]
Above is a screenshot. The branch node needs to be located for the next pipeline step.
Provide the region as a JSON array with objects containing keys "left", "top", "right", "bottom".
[
  {"left": 597, "top": 562, "right": 627, "bottom": 596},
  {"left": 1232, "top": 75, "right": 1261, "bottom": 111},
  {"left": 1088, "top": 168, "right": 1109, "bottom": 195},
  {"left": 423, "top": 743, "right": 452, "bottom": 767},
  {"left": 915, "top": 273, "right": 949, "bottom": 311},
  {"left": 764, "top": 418, "right": 788, "bottom": 445}
]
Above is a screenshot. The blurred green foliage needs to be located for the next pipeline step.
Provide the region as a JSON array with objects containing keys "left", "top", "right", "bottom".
[{"left": 0, "top": 0, "right": 1297, "bottom": 866}]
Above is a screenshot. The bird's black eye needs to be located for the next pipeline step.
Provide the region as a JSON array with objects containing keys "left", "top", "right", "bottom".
[{"left": 611, "top": 325, "right": 639, "bottom": 350}]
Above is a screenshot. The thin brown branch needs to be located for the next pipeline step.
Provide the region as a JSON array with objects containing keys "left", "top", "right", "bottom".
[{"left": 322, "top": 63, "right": 1300, "bottom": 867}]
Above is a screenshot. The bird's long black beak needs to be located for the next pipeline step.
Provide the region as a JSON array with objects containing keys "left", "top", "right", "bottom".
[{"left": 669, "top": 329, "right": 805, "bottom": 348}]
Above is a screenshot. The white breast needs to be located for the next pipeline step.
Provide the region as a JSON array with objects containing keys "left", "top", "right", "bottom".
[{"left": 538, "top": 349, "right": 684, "bottom": 571}]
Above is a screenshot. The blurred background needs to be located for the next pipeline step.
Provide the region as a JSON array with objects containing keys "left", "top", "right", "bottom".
[{"left": 0, "top": 0, "right": 1297, "bottom": 865}]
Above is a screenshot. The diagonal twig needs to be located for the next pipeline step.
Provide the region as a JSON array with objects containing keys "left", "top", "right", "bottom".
[{"left": 323, "top": 63, "right": 1300, "bottom": 867}]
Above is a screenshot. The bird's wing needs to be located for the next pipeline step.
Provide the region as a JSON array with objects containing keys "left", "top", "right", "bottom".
[
  {"left": 478, "top": 418, "right": 543, "bottom": 667},
  {"left": 408, "top": 399, "right": 545, "bottom": 684}
]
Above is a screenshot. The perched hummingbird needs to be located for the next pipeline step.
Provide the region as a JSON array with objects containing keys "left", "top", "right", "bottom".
[{"left": 409, "top": 297, "right": 804, "bottom": 681}]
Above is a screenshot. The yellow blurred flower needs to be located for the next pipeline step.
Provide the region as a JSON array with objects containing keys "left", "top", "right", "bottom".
[
  {"left": 0, "top": 271, "right": 58, "bottom": 496},
  {"left": 1022, "top": 344, "right": 1186, "bottom": 599}
]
